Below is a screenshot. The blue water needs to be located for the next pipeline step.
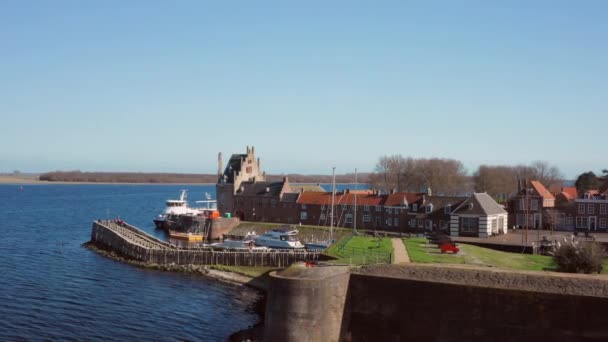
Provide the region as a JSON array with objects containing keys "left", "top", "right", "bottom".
[{"left": 0, "top": 184, "right": 260, "bottom": 341}]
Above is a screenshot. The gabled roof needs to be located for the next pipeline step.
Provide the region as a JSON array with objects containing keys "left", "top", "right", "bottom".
[
  {"left": 297, "top": 191, "right": 385, "bottom": 206},
  {"left": 530, "top": 181, "right": 555, "bottom": 201},
  {"left": 452, "top": 193, "right": 507, "bottom": 216},
  {"left": 384, "top": 192, "right": 424, "bottom": 206},
  {"left": 290, "top": 184, "right": 326, "bottom": 193},
  {"left": 281, "top": 192, "right": 300, "bottom": 203},
  {"left": 561, "top": 187, "right": 577, "bottom": 200},
  {"left": 222, "top": 154, "right": 246, "bottom": 183},
  {"left": 413, "top": 196, "right": 467, "bottom": 218}
]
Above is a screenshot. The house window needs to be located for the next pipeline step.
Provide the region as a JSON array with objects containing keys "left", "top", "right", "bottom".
[
  {"left": 578, "top": 204, "right": 585, "bottom": 214},
  {"left": 444, "top": 205, "right": 451, "bottom": 214},
  {"left": 300, "top": 211, "right": 307, "bottom": 220},
  {"left": 425, "top": 220, "right": 432, "bottom": 230},
  {"left": 375, "top": 205, "right": 381, "bottom": 212},
  {"left": 460, "top": 217, "right": 479, "bottom": 233},
  {"left": 320, "top": 213, "right": 326, "bottom": 220},
  {"left": 600, "top": 218, "right": 606, "bottom": 229},
  {"left": 412, "top": 204, "right": 418, "bottom": 212},
  {"left": 566, "top": 216, "right": 574, "bottom": 228},
  {"left": 576, "top": 217, "right": 588, "bottom": 229},
  {"left": 345, "top": 214, "right": 353, "bottom": 224},
  {"left": 364, "top": 205, "right": 370, "bottom": 211},
  {"left": 409, "top": 219, "right": 416, "bottom": 227},
  {"left": 363, "top": 214, "right": 371, "bottom": 222},
  {"left": 601, "top": 204, "right": 607, "bottom": 215},
  {"left": 588, "top": 204, "right": 595, "bottom": 215},
  {"left": 530, "top": 200, "right": 538, "bottom": 211},
  {"left": 519, "top": 199, "right": 526, "bottom": 210},
  {"left": 386, "top": 208, "right": 392, "bottom": 214},
  {"left": 386, "top": 218, "right": 392, "bottom": 227},
  {"left": 394, "top": 218, "right": 399, "bottom": 226},
  {"left": 426, "top": 204, "right": 433, "bottom": 213},
  {"left": 417, "top": 219, "right": 424, "bottom": 228},
  {"left": 301, "top": 204, "right": 307, "bottom": 209}
]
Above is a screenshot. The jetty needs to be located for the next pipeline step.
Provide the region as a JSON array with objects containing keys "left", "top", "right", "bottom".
[{"left": 90, "top": 220, "right": 321, "bottom": 267}]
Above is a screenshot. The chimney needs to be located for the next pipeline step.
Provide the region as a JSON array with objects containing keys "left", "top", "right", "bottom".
[
  {"left": 427, "top": 187, "right": 432, "bottom": 196},
  {"left": 217, "top": 152, "right": 223, "bottom": 176},
  {"left": 346, "top": 189, "right": 350, "bottom": 194},
  {"left": 266, "top": 187, "right": 270, "bottom": 193},
  {"left": 391, "top": 188, "right": 396, "bottom": 195}
]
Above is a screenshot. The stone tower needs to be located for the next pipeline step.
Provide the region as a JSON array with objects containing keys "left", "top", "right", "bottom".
[{"left": 216, "top": 146, "right": 265, "bottom": 215}]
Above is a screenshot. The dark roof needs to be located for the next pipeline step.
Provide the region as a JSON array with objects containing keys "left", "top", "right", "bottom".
[
  {"left": 236, "top": 181, "right": 283, "bottom": 197},
  {"left": 452, "top": 193, "right": 507, "bottom": 216},
  {"left": 414, "top": 196, "right": 467, "bottom": 219},
  {"left": 281, "top": 192, "right": 300, "bottom": 203},
  {"left": 384, "top": 192, "right": 424, "bottom": 207},
  {"left": 222, "top": 154, "right": 246, "bottom": 183}
]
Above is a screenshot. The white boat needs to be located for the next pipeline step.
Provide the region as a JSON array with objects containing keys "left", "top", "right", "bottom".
[
  {"left": 153, "top": 190, "right": 218, "bottom": 229},
  {"left": 254, "top": 227, "right": 305, "bottom": 249},
  {"left": 211, "top": 232, "right": 269, "bottom": 251}
]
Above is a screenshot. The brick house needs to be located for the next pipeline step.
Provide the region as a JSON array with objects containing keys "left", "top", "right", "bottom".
[
  {"left": 508, "top": 180, "right": 555, "bottom": 230},
  {"left": 406, "top": 195, "right": 467, "bottom": 233},
  {"left": 574, "top": 191, "right": 608, "bottom": 232}
]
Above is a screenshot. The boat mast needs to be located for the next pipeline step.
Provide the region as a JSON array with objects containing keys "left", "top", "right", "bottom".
[
  {"left": 354, "top": 168, "right": 358, "bottom": 234},
  {"left": 330, "top": 167, "right": 336, "bottom": 239}
]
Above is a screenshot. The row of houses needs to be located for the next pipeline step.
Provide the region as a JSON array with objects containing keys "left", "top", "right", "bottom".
[
  {"left": 216, "top": 147, "right": 508, "bottom": 238},
  {"left": 508, "top": 180, "right": 608, "bottom": 232}
]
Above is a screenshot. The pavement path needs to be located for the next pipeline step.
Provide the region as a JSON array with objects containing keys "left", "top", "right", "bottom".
[{"left": 391, "top": 238, "right": 410, "bottom": 264}]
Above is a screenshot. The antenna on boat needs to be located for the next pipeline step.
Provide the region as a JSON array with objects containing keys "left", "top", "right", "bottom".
[{"left": 354, "top": 168, "right": 358, "bottom": 235}]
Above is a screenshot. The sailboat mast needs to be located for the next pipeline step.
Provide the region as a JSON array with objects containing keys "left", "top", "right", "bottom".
[
  {"left": 330, "top": 167, "right": 336, "bottom": 238},
  {"left": 354, "top": 168, "right": 358, "bottom": 233}
]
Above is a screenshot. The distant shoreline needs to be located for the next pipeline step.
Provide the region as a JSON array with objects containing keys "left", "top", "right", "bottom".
[{"left": 0, "top": 176, "right": 215, "bottom": 185}]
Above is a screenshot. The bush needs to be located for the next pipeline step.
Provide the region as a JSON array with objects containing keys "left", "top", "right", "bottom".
[{"left": 551, "top": 238, "right": 605, "bottom": 274}]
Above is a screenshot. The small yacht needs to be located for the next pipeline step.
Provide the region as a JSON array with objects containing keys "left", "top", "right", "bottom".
[
  {"left": 254, "top": 227, "right": 305, "bottom": 249},
  {"left": 211, "top": 232, "right": 269, "bottom": 251}
]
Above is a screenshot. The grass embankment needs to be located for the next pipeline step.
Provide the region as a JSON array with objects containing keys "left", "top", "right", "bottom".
[
  {"left": 208, "top": 265, "right": 280, "bottom": 278},
  {"left": 324, "top": 236, "right": 393, "bottom": 265},
  {"left": 404, "top": 238, "right": 557, "bottom": 272}
]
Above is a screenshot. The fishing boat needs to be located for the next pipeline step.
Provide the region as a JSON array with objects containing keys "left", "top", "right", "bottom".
[
  {"left": 153, "top": 190, "right": 218, "bottom": 230},
  {"left": 254, "top": 227, "right": 305, "bottom": 249}
]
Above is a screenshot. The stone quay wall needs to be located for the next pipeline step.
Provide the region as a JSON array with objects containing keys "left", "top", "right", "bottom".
[
  {"left": 90, "top": 221, "right": 321, "bottom": 268},
  {"left": 264, "top": 264, "right": 608, "bottom": 341}
]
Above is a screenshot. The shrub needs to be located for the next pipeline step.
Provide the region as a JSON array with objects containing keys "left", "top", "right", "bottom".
[{"left": 551, "top": 237, "right": 605, "bottom": 274}]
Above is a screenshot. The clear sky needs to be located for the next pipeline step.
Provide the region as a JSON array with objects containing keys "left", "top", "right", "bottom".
[{"left": 1, "top": 1, "right": 606, "bottom": 179}]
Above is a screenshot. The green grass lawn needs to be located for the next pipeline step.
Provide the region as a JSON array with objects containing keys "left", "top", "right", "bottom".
[
  {"left": 325, "top": 235, "right": 393, "bottom": 265},
  {"left": 404, "top": 238, "right": 557, "bottom": 272}
]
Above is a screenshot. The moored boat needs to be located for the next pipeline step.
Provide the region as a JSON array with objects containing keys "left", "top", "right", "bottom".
[
  {"left": 254, "top": 226, "right": 305, "bottom": 249},
  {"left": 169, "top": 230, "right": 204, "bottom": 242}
]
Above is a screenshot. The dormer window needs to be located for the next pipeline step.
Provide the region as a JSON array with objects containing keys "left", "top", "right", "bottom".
[
  {"left": 444, "top": 205, "right": 451, "bottom": 214},
  {"left": 426, "top": 204, "right": 433, "bottom": 213},
  {"left": 412, "top": 204, "right": 418, "bottom": 212}
]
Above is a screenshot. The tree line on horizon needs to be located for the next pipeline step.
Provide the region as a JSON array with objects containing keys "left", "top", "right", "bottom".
[
  {"left": 367, "top": 155, "right": 564, "bottom": 201},
  {"left": 37, "top": 171, "right": 371, "bottom": 184}
]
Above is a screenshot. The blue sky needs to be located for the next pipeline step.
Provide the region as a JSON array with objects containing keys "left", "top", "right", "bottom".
[{"left": 1, "top": 1, "right": 606, "bottom": 179}]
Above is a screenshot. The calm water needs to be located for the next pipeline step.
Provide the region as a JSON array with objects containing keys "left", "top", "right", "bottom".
[{"left": 0, "top": 184, "right": 260, "bottom": 341}]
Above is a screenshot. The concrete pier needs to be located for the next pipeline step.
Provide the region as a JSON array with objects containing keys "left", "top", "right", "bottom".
[{"left": 90, "top": 220, "right": 321, "bottom": 267}]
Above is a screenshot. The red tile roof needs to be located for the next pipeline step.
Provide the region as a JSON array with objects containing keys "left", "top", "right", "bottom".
[
  {"left": 296, "top": 191, "right": 385, "bottom": 206},
  {"left": 384, "top": 192, "right": 424, "bottom": 206},
  {"left": 561, "top": 187, "right": 577, "bottom": 200},
  {"left": 530, "top": 181, "right": 555, "bottom": 200}
]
